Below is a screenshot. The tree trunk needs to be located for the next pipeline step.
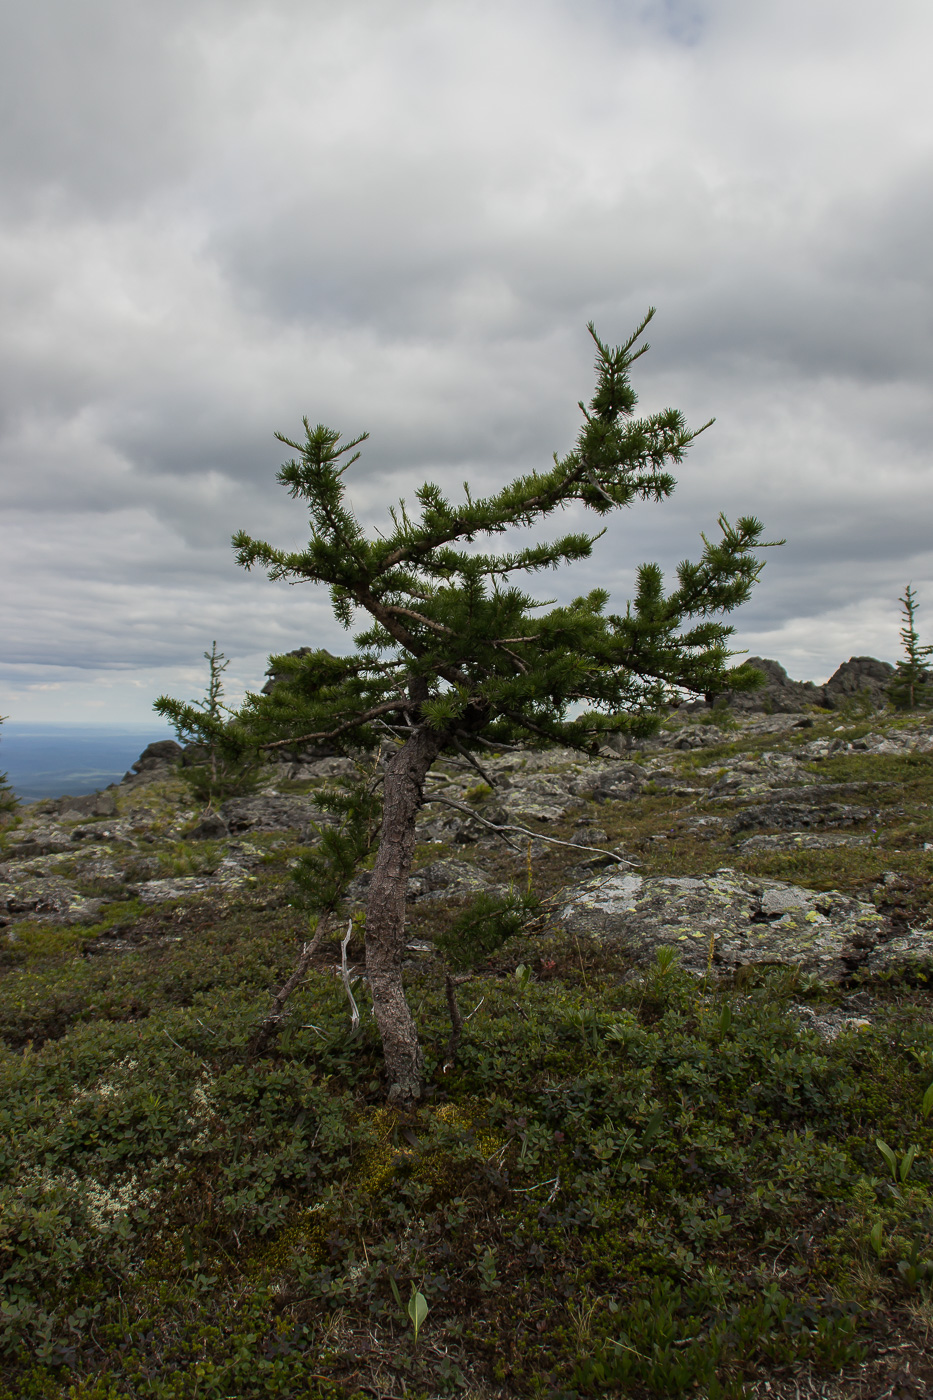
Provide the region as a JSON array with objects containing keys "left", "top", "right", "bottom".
[{"left": 365, "top": 721, "right": 447, "bottom": 1105}]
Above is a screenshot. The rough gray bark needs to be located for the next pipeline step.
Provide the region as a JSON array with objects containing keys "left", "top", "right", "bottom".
[{"left": 365, "top": 720, "right": 447, "bottom": 1105}]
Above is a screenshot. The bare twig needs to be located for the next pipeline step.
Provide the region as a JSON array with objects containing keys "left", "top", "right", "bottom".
[
  {"left": 339, "top": 919, "right": 361, "bottom": 1037},
  {"left": 441, "top": 972, "right": 463, "bottom": 1072},
  {"left": 464, "top": 996, "right": 485, "bottom": 1021},
  {"left": 465, "top": 735, "right": 524, "bottom": 752},
  {"left": 512, "top": 1175, "right": 560, "bottom": 1195},
  {"left": 249, "top": 922, "right": 327, "bottom": 1057},
  {"left": 427, "top": 795, "right": 639, "bottom": 865}
]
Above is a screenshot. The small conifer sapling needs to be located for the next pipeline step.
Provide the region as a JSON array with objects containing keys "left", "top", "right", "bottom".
[
  {"left": 229, "top": 311, "right": 774, "bottom": 1105},
  {"left": 888, "top": 585, "right": 933, "bottom": 711},
  {"left": 155, "top": 642, "right": 260, "bottom": 810}
]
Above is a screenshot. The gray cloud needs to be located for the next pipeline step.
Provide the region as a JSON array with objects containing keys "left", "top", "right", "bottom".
[{"left": 2, "top": 0, "right": 932, "bottom": 723}]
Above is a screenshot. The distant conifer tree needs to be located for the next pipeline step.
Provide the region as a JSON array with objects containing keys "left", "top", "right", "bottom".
[
  {"left": 888, "top": 585, "right": 933, "bottom": 710},
  {"left": 155, "top": 642, "right": 260, "bottom": 810},
  {"left": 219, "top": 312, "right": 774, "bottom": 1104}
]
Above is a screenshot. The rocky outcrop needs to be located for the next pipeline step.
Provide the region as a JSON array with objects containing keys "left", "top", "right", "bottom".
[
  {"left": 3, "top": 695, "right": 932, "bottom": 990},
  {"left": 121, "top": 740, "right": 185, "bottom": 785},
  {"left": 822, "top": 656, "right": 895, "bottom": 710},
  {"left": 720, "top": 658, "right": 824, "bottom": 714},
  {"left": 31, "top": 790, "right": 118, "bottom": 820}
]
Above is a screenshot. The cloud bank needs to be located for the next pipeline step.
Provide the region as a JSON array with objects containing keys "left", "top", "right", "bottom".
[{"left": 2, "top": 0, "right": 931, "bottom": 721}]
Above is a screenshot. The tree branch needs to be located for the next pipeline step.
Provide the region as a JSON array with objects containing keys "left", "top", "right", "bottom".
[
  {"left": 260, "top": 698, "right": 417, "bottom": 749},
  {"left": 451, "top": 737, "right": 498, "bottom": 788}
]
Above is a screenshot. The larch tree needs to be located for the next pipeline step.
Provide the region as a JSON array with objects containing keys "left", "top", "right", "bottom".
[{"left": 231, "top": 312, "right": 772, "bottom": 1105}]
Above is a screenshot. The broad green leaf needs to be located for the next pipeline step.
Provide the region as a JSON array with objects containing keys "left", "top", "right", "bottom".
[
  {"left": 408, "top": 1288, "right": 429, "bottom": 1342},
  {"left": 876, "top": 1138, "right": 898, "bottom": 1180}
]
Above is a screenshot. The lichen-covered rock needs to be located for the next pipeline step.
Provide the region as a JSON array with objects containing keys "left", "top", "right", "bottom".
[
  {"left": 0, "top": 877, "right": 103, "bottom": 925},
  {"left": 663, "top": 724, "right": 732, "bottom": 749},
  {"left": 188, "top": 814, "right": 229, "bottom": 840},
  {"left": 551, "top": 868, "right": 905, "bottom": 982},
  {"left": 572, "top": 764, "right": 647, "bottom": 801},
  {"left": 866, "top": 928, "right": 933, "bottom": 979},
  {"left": 345, "top": 856, "right": 498, "bottom": 907},
  {"left": 4, "top": 830, "right": 76, "bottom": 859},
  {"left": 500, "top": 792, "right": 568, "bottom": 822},
  {"left": 286, "top": 756, "right": 360, "bottom": 782},
  {"left": 799, "top": 730, "right": 933, "bottom": 761}
]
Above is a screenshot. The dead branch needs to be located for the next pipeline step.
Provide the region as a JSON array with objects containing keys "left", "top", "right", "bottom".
[
  {"left": 339, "top": 919, "right": 361, "bottom": 1037},
  {"left": 249, "top": 921, "right": 328, "bottom": 1057}
]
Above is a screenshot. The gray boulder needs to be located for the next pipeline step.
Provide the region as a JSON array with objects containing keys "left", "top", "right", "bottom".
[
  {"left": 407, "top": 858, "right": 496, "bottom": 901},
  {"left": 0, "top": 877, "right": 103, "bottom": 926},
  {"left": 552, "top": 868, "right": 933, "bottom": 982},
  {"left": 58, "top": 790, "right": 118, "bottom": 820}
]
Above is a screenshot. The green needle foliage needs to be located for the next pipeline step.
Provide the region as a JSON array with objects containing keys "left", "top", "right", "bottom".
[
  {"left": 225, "top": 311, "right": 774, "bottom": 1102},
  {"left": 889, "top": 585, "right": 933, "bottom": 711}
]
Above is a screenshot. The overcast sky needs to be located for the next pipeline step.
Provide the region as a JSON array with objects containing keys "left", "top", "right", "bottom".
[{"left": 2, "top": 0, "right": 931, "bottom": 725}]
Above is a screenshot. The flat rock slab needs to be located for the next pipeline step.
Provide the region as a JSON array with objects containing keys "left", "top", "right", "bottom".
[
  {"left": 726, "top": 802, "right": 872, "bottom": 834},
  {"left": 134, "top": 865, "right": 251, "bottom": 904},
  {"left": 552, "top": 870, "right": 930, "bottom": 982}
]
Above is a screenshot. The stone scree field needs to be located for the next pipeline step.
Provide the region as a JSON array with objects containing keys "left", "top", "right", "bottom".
[{"left": 1, "top": 701, "right": 933, "bottom": 1399}]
